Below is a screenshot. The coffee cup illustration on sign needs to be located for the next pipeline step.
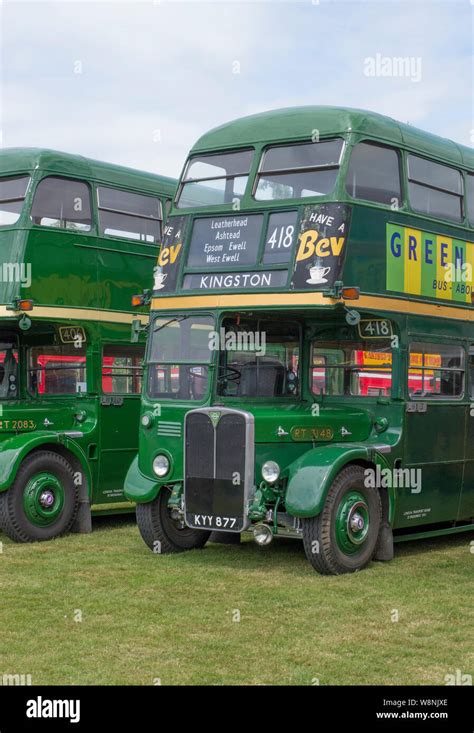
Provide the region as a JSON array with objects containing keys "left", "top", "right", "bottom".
[
  {"left": 153, "top": 268, "right": 168, "bottom": 290},
  {"left": 307, "top": 265, "right": 331, "bottom": 284}
]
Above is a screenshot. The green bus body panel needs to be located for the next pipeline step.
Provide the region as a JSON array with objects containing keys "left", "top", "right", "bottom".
[
  {"left": 0, "top": 431, "right": 92, "bottom": 494},
  {"left": 284, "top": 444, "right": 393, "bottom": 518},
  {"left": 124, "top": 454, "right": 160, "bottom": 503}
]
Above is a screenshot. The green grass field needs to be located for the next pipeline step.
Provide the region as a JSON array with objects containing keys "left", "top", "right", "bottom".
[{"left": 1, "top": 517, "right": 473, "bottom": 686}]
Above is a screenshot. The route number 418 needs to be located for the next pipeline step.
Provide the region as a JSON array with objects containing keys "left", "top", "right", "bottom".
[
  {"left": 267, "top": 225, "right": 294, "bottom": 249},
  {"left": 358, "top": 319, "right": 393, "bottom": 339}
]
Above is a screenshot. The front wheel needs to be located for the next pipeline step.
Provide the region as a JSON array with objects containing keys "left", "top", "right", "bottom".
[
  {"left": 136, "top": 488, "right": 211, "bottom": 554},
  {"left": 302, "top": 465, "right": 382, "bottom": 575},
  {"left": 0, "top": 451, "right": 79, "bottom": 542}
]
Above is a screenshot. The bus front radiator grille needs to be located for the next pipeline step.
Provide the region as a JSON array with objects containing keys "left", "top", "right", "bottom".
[{"left": 184, "top": 408, "right": 254, "bottom": 532}]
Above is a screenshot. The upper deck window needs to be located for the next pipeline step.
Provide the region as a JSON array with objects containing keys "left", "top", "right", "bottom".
[
  {"left": 97, "top": 187, "right": 162, "bottom": 243},
  {"left": 467, "top": 174, "right": 474, "bottom": 227},
  {"left": 345, "top": 142, "right": 401, "bottom": 206},
  {"left": 0, "top": 175, "right": 30, "bottom": 226},
  {"left": 31, "top": 176, "right": 92, "bottom": 231},
  {"left": 254, "top": 139, "right": 343, "bottom": 201},
  {"left": 176, "top": 150, "right": 253, "bottom": 209},
  {"left": 407, "top": 154, "right": 463, "bottom": 223}
]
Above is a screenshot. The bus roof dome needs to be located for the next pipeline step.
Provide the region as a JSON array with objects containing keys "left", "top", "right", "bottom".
[
  {"left": 0, "top": 147, "right": 177, "bottom": 195},
  {"left": 192, "top": 106, "right": 473, "bottom": 170}
]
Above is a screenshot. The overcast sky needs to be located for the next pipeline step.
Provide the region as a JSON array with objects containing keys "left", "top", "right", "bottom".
[{"left": 1, "top": 0, "right": 472, "bottom": 180}]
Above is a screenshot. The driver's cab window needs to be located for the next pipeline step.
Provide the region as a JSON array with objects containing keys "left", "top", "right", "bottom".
[
  {"left": 217, "top": 318, "right": 300, "bottom": 398},
  {"left": 28, "top": 343, "right": 87, "bottom": 395},
  {"left": 0, "top": 341, "right": 19, "bottom": 399}
]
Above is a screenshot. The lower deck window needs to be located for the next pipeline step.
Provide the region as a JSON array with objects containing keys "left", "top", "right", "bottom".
[
  {"left": 311, "top": 342, "right": 392, "bottom": 396},
  {"left": 102, "top": 345, "right": 144, "bottom": 394},
  {"left": 408, "top": 343, "right": 464, "bottom": 399},
  {"left": 28, "top": 344, "right": 87, "bottom": 395},
  {"left": 0, "top": 342, "right": 18, "bottom": 398}
]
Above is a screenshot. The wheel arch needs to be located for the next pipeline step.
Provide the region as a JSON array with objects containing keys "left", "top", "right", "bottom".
[
  {"left": 284, "top": 444, "right": 394, "bottom": 521},
  {"left": 26, "top": 442, "right": 92, "bottom": 504},
  {"left": 0, "top": 433, "right": 92, "bottom": 503}
]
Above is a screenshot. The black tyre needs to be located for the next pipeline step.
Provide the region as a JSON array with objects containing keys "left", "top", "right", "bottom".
[
  {"left": 302, "top": 465, "right": 382, "bottom": 575},
  {"left": 136, "top": 487, "right": 211, "bottom": 554},
  {"left": 0, "top": 451, "right": 79, "bottom": 542}
]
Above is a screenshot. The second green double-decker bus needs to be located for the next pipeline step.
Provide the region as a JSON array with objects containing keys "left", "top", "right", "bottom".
[
  {"left": 0, "top": 148, "right": 176, "bottom": 542},
  {"left": 126, "top": 107, "right": 474, "bottom": 574}
]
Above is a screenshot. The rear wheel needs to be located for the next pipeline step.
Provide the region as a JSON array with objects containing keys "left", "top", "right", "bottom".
[
  {"left": 302, "top": 465, "right": 382, "bottom": 575},
  {"left": 0, "top": 451, "right": 79, "bottom": 542},
  {"left": 136, "top": 488, "right": 211, "bottom": 554}
]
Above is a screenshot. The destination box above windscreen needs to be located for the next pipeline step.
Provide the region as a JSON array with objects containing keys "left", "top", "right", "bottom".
[{"left": 187, "top": 214, "right": 264, "bottom": 268}]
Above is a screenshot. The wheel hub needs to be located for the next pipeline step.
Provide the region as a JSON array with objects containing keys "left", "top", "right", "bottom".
[
  {"left": 39, "top": 489, "right": 55, "bottom": 509},
  {"left": 349, "top": 511, "right": 365, "bottom": 533},
  {"left": 335, "top": 492, "right": 370, "bottom": 555},
  {"left": 23, "top": 472, "right": 65, "bottom": 527}
]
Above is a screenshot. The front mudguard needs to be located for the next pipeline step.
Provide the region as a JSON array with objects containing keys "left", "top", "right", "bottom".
[
  {"left": 0, "top": 431, "right": 92, "bottom": 497},
  {"left": 124, "top": 455, "right": 161, "bottom": 504},
  {"left": 284, "top": 443, "right": 393, "bottom": 520}
]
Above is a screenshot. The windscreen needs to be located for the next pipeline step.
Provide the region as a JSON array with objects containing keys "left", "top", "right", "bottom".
[
  {"left": 176, "top": 150, "right": 253, "bottom": 208},
  {"left": 147, "top": 315, "right": 215, "bottom": 401},
  {"left": 0, "top": 176, "right": 30, "bottom": 226},
  {"left": 217, "top": 318, "right": 300, "bottom": 398}
]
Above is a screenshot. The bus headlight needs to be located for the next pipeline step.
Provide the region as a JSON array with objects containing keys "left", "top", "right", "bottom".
[
  {"left": 153, "top": 454, "right": 170, "bottom": 478},
  {"left": 261, "top": 461, "right": 280, "bottom": 484}
]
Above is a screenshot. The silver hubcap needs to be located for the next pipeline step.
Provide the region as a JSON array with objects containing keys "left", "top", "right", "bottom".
[
  {"left": 349, "top": 511, "right": 365, "bottom": 532},
  {"left": 39, "top": 489, "right": 55, "bottom": 508}
]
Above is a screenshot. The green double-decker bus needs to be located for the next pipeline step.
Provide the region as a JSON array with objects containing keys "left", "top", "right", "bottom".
[
  {"left": 125, "top": 107, "right": 474, "bottom": 574},
  {"left": 0, "top": 148, "right": 176, "bottom": 542}
]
